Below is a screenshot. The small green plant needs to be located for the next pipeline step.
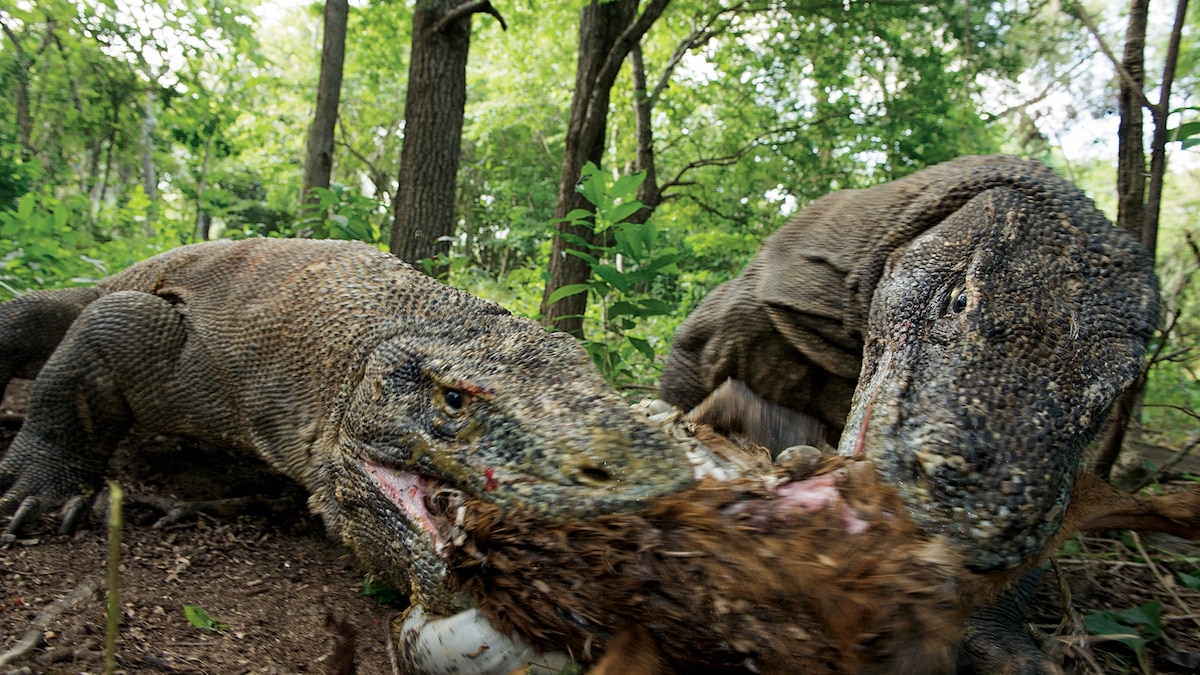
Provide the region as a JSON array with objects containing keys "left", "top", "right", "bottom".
[
  {"left": 1179, "top": 571, "right": 1200, "bottom": 591},
  {"left": 293, "top": 185, "right": 385, "bottom": 243},
  {"left": 1084, "top": 600, "right": 1163, "bottom": 672},
  {"left": 183, "top": 604, "right": 230, "bottom": 634},
  {"left": 361, "top": 574, "right": 406, "bottom": 607},
  {"left": 548, "top": 162, "right": 680, "bottom": 386}
]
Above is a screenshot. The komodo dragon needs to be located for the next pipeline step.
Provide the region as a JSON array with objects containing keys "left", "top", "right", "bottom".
[
  {"left": 662, "top": 154, "right": 1160, "bottom": 571},
  {"left": 0, "top": 237, "right": 695, "bottom": 611}
]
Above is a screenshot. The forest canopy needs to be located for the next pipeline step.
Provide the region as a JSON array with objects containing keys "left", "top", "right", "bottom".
[{"left": 0, "top": 0, "right": 1197, "bottom": 408}]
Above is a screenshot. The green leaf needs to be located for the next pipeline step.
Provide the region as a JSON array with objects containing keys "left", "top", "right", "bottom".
[
  {"left": 610, "top": 170, "right": 646, "bottom": 202},
  {"left": 576, "top": 162, "right": 606, "bottom": 208},
  {"left": 1085, "top": 601, "right": 1163, "bottom": 672},
  {"left": 648, "top": 252, "right": 681, "bottom": 271},
  {"left": 362, "top": 575, "right": 405, "bottom": 606},
  {"left": 606, "top": 200, "right": 642, "bottom": 225},
  {"left": 592, "top": 264, "right": 630, "bottom": 294},
  {"left": 637, "top": 298, "right": 672, "bottom": 315},
  {"left": 608, "top": 300, "right": 641, "bottom": 317},
  {"left": 1169, "top": 119, "right": 1200, "bottom": 143},
  {"left": 1180, "top": 572, "right": 1200, "bottom": 591},
  {"left": 559, "top": 208, "right": 595, "bottom": 225},
  {"left": 183, "top": 605, "right": 229, "bottom": 633},
  {"left": 557, "top": 231, "right": 598, "bottom": 251},
  {"left": 563, "top": 248, "right": 600, "bottom": 266},
  {"left": 547, "top": 283, "right": 593, "bottom": 304},
  {"left": 627, "top": 335, "right": 655, "bottom": 361}
]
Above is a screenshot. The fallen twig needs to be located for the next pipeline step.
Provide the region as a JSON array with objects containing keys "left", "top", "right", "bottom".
[
  {"left": 1130, "top": 530, "right": 1200, "bottom": 634},
  {"left": 0, "top": 575, "right": 103, "bottom": 667}
]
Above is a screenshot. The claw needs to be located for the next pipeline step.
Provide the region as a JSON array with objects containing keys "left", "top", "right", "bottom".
[
  {"left": 60, "top": 494, "right": 91, "bottom": 533},
  {"left": 4, "top": 495, "right": 43, "bottom": 537}
]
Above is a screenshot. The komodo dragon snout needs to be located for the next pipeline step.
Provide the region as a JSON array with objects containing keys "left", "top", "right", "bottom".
[{"left": 320, "top": 325, "right": 689, "bottom": 610}]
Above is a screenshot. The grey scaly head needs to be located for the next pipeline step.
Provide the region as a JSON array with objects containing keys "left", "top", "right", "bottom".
[{"left": 312, "top": 305, "right": 693, "bottom": 611}]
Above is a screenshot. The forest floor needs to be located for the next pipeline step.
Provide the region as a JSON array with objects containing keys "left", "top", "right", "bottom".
[{"left": 1, "top": 379, "right": 1198, "bottom": 675}]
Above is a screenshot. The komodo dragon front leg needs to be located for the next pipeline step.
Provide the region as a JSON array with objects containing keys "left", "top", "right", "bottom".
[
  {"left": 0, "top": 287, "right": 101, "bottom": 395},
  {"left": 0, "top": 290, "right": 255, "bottom": 533}
]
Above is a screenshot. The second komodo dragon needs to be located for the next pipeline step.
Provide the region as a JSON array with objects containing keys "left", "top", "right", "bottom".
[
  {"left": 662, "top": 155, "right": 1161, "bottom": 571},
  {"left": 0, "top": 238, "right": 695, "bottom": 611}
]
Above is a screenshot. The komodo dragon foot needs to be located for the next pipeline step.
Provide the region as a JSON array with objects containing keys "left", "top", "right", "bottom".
[{"left": 0, "top": 291, "right": 199, "bottom": 537}]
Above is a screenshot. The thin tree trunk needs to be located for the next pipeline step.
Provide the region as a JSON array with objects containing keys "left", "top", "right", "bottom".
[
  {"left": 194, "top": 132, "right": 214, "bottom": 241},
  {"left": 629, "top": 43, "right": 661, "bottom": 218},
  {"left": 1142, "top": 0, "right": 1189, "bottom": 256},
  {"left": 390, "top": 1, "right": 505, "bottom": 268},
  {"left": 139, "top": 86, "right": 159, "bottom": 227},
  {"left": 1114, "top": 0, "right": 1147, "bottom": 242},
  {"left": 540, "top": 0, "right": 670, "bottom": 336},
  {"left": 302, "top": 0, "right": 349, "bottom": 206}
]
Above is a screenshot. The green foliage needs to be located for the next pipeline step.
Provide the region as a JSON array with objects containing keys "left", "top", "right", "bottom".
[
  {"left": 1179, "top": 571, "right": 1200, "bottom": 591},
  {"left": 550, "top": 162, "right": 679, "bottom": 386},
  {"left": 0, "top": 185, "right": 189, "bottom": 299},
  {"left": 183, "top": 604, "right": 230, "bottom": 634},
  {"left": 0, "top": 190, "right": 102, "bottom": 296},
  {"left": 1085, "top": 601, "right": 1163, "bottom": 672},
  {"left": 289, "top": 185, "right": 387, "bottom": 244},
  {"left": 361, "top": 575, "right": 406, "bottom": 607}
]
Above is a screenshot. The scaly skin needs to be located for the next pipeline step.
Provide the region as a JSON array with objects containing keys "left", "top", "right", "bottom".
[
  {"left": 662, "top": 155, "right": 1159, "bottom": 572},
  {"left": 0, "top": 238, "right": 694, "bottom": 610}
]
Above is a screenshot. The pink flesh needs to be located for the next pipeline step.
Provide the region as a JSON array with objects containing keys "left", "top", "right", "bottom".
[
  {"left": 853, "top": 404, "right": 871, "bottom": 456},
  {"left": 775, "top": 474, "right": 869, "bottom": 535},
  {"left": 364, "top": 461, "right": 448, "bottom": 553}
]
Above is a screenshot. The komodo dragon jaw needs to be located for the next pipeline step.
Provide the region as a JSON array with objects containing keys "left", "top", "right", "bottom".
[
  {"left": 837, "top": 186, "right": 1159, "bottom": 571},
  {"left": 319, "top": 322, "right": 695, "bottom": 611}
]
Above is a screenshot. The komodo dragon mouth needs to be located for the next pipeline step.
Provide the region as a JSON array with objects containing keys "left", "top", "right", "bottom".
[{"left": 364, "top": 462, "right": 450, "bottom": 553}]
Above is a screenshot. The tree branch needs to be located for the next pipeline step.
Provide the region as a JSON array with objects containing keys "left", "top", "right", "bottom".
[
  {"left": 433, "top": 0, "right": 507, "bottom": 33},
  {"left": 1069, "top": 1, "right": 1156, "bottom": 112},
  {"left": 592, "top": 0, "right": 672, "bottom": 99},
  {"left": 650, "top": 2, "right": 750, "bottom": 106}
]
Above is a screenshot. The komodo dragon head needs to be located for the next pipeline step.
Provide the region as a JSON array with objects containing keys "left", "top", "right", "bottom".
[
  {"left": 313, "top": 306, "right": 694, "bottom": 611},
  {"left": 838, "top": 166, "right": 1159, "bottom": 571}
]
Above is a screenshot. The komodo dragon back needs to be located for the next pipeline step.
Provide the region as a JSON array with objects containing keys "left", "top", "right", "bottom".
[
  {"left": 662, "top": 155, "right": 1160, "bottom": 571},
  {"left": 0, "top": 238, "right": 694, "bottom": 610}
]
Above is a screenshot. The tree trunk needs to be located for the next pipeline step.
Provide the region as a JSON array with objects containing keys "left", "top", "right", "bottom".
[
  {"left": 540, "top": 0, "right": 670, "bottom": 336},
  {"left": 194, "top": 132, "right": 214, "bottom": 241},
  {"left": 629, "top": 43, "right": 662, "bottom": 219},
  {"left": 1141, "top": 0, "right": 1189, "bottom": 256},
  {"left": 302, "top": 0, "right": 349, "bottom": 205},
  {"left": 390, "top": 1, "right": 506, "bottom": 268},
  {"left": 139, "top": 86, "right": 159, "bottom": 227},
  {"left": 1114, "top": 0, "right": 1147, "bottom": 243}
]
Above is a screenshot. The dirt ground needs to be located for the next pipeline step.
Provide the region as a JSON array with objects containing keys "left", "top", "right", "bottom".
[
  {"left": 2, "top": 378, "right": 1199, "bottom": 675},
  {"left": 1, "top": 380, "right": 397, "bottom": 675}
]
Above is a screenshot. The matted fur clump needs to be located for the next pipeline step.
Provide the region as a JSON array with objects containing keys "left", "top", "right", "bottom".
[{"left": 432, "top": 456, "right": 991, "bottom": 674}]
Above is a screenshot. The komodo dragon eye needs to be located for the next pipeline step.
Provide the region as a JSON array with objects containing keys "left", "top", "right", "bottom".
[
  {"left": 443, "top": 389, "right": 465, "bottom": 411},
  {"left": 948, "top": 288, "right": 968, "bottom": 315}
]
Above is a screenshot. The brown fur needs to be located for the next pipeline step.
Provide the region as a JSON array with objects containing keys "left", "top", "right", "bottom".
[
  {"left": 439, "top": 456, "right": 977, "bottom": 674},
  {"left": 434, "top": 455, "right": 1200, "bottom": 675}
]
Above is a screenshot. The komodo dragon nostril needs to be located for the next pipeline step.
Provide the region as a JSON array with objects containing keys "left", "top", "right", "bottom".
[{"left": 575, "top": 463, "right": 614, "bottom": 484}]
